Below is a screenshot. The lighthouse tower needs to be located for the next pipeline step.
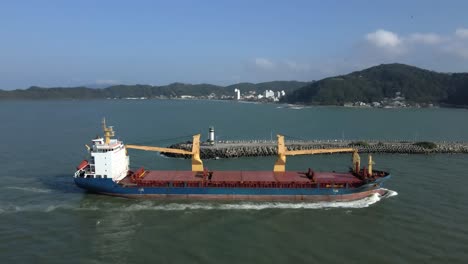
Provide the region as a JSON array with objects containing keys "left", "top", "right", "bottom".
[{"left": 208, "top": 126, "right": 215, "bottom": 145}]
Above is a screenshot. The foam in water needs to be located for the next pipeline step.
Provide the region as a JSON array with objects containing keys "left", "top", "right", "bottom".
[
  {"left": 385, "top": 190, "right": 398, "bottom": 198},
  {"left": 121, "top": 189, "right": 397, "bottom": 211},
  {"left": 0, "top": 189, "right": 397, "bottom": 214},
  {"left": 5, "top": 186, "right": 52, "bottom": 193}
]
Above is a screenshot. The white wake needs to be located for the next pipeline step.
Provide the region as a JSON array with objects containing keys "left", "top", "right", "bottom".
[
  {"left": 5, "top": 186, "right": 52, "bottom": 193},
  {"left": 0, "top": 189, "right": 398, "bottom": 214},
  {"left": 121, "top": 189, "right": 398, "bottom": 211}
]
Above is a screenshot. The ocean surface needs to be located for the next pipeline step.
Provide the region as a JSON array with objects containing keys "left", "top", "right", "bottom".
[{"left": 0, "top": 99, "right": 467, "bottom": 263}]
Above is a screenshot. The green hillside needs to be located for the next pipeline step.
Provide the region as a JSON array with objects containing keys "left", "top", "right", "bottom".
[
  {"left": 282, "top": 63, "right": 468, "bottom": 106},
  {"left": 3, "top": 64, "right": 468, "bottom": 107},
  {"left": 0, "top": 81, "right": 309, "bottom": 100}
]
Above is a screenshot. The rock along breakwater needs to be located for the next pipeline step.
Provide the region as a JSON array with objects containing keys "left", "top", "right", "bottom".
[{"left": 164, "top": 140, "right": 468, "bottom": 159}]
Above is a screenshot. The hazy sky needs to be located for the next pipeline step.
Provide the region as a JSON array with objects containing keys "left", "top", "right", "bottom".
[{"left": 1, "top": 0, "right": 468, "bottom": 89}]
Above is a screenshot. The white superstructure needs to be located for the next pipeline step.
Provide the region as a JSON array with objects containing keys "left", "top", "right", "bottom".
[
  {"left": 74, "top": 119, "right": 129, "bottom": 182},
  {"left": 89, "top": 137, "right": 129, "bottom": 182}
]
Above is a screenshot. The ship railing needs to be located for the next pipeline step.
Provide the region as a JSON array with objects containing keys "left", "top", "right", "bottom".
[{"left": 131, "top": 180, "right": 359, "bottom": 189}]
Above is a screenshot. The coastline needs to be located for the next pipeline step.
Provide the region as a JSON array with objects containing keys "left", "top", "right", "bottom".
[{"left": 2, "top": 96, "right": 466, "bottom": 109}]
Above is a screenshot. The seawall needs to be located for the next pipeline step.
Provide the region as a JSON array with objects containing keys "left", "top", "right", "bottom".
[{"left": 165, "top": 140, "right": 468, "bottom": 159}]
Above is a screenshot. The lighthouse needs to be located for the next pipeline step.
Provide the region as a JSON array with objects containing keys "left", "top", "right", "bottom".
[{"left": 208, "top": 126, "right": 215, "bottom": 145}]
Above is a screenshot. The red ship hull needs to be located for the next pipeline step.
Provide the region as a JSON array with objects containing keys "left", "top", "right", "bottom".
[{"left": 102, "top": 188, "right": 389, "bottom": 201}]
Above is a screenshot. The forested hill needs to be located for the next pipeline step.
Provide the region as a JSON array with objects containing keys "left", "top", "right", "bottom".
[
  {"left": 282, "top": 63, "right": 468, "bottom": 106},
  {"left": 3, "top": 64, "right": 468, "bottom": 107},
  {"left": 0, "top": 81, "right": 309, "bottom": 100}
]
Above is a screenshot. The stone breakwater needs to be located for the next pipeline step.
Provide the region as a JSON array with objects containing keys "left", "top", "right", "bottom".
[{"left": 164, "top": 140, "right": 468, "bottom": 159}]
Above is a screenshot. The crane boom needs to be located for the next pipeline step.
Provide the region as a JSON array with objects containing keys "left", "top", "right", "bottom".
[
  {"left": 125, "top": 145, "right": 193, "bottom": 155},
  {"left": 274, "top": 135, "right": 359, "bottom": 172},
  {"left": 126, "top": 134, "right": 204, "bottom": 172},
  {"left": 285, "top": 148, "right": 356, "bottom": 156}
]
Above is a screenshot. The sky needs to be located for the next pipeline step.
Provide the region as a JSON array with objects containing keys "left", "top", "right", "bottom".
[{"left": 1, "top": 0, "right": 468, "bottom": 89}]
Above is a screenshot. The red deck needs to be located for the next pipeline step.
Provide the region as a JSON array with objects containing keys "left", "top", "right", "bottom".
[{"left": 123, "top": 170, "right": 364, "bottom": 186}]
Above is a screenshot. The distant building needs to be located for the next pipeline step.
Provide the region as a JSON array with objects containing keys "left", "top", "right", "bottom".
[
  {"left": 264, "top": 90, "right": 275, "bottom": 99},
  {"left": 234, "top": 89, "right": 241, "bottom": 100},
  {"left": 275, "top": 90, "right": 286, "bottom": 99}
]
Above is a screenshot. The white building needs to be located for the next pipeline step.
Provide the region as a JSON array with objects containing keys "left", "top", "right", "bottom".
[
  {"left": 264, "top": 90, "right": 275, "bottom": 99},
  {"left": 234, "top": 89, "right": 241, "bottom": 100}
]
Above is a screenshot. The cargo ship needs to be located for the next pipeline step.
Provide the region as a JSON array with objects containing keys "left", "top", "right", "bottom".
[{"left": 73, "top": 120, "right": 391, "bottom": 201}]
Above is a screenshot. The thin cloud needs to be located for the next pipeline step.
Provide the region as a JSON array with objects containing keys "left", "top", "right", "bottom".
[
  {"left": 455, "top": 28, "right": 468, "bottom": 39},
  {"left": 444, "top": 42, "right": 468, "bottom": 59},
  {"left": 285, "top": 60, "right": 311, "bottom": 71},
  {"left": 245, "top": 27, "right": 468, "bottom": 83},
  {"left": 365, "top": 28, "right": 468, "bottom": 60},
  {"left": 95, "top": 79, "right": 120, "bottom": 85},
  {"left": 254, "top": 58, "right": 275, "bottom": 70},
  {"left": 408, "top": 33, "right": 444, "bottom": 44}
]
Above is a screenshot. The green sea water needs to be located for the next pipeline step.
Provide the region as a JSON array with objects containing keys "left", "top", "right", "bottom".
[{"left": 0, "top": 100, "right": 467, "bottom": 263}]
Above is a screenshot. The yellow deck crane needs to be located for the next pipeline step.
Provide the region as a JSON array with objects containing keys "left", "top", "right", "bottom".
[
  {"left": 126, "top": 134, "right": 204, "bottom": 172},
  {"left": 273, "top": 135, "right": 372, "bottom": 174}
]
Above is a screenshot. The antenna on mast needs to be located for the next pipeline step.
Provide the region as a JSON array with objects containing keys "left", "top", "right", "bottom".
[{"left": 102, "top": 118, "right": 115, "bottom": 144}]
